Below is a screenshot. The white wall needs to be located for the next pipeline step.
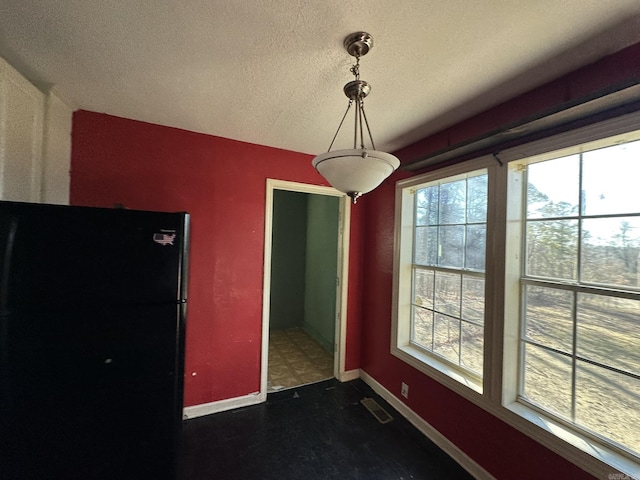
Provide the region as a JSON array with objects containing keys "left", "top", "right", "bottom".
[
  {"left": 41, "top": 89, "right": 72, "bottom": 204},
  {"left": 0, "top": 56, "right": 72, "bottom": 204}
]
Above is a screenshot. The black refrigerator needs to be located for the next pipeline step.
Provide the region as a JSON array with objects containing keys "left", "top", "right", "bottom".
[{"left": 0, "top": 201, "right": 189, "bottom": 479}]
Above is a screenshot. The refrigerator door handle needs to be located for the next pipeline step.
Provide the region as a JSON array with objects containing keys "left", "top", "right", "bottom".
[
  {"left": 0, "top": 218, "right": 17, "bottom": 410},
  {"left": 0, "top": 218, "right": 17, "bottom": 314}
]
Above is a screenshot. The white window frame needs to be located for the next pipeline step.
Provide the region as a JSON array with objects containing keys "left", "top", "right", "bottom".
[
  {"left": 392, "top": 158, "right": 497, "bottom": 398},
  {"left": 391, "top": 109, "right": 640, "bottom": 480}
]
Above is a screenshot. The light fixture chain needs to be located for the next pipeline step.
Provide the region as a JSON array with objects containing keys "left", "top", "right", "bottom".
[{"left": 350, "top": 56, "right": 360, "bottom": 80}]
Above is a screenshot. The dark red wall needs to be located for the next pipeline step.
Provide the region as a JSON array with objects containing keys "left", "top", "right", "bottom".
[
  {"left": 359, "top": 42, "right": 640, "bottom": 479},
  {"left": 70, "top": 111, "right": 363, "bottom": 407}
]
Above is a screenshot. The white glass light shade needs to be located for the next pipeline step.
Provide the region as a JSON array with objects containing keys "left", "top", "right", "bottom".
[{"left": 312, "top": 149, "right": 400, "bottom": 195}]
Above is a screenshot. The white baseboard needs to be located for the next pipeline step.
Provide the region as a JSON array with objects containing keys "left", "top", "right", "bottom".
[
  {"left": 339, "top": 368, "right": 360, "bottom": 382},
  {"left": 360, "top": 370, "right": 496, "bottom": 480},
  {"left": 184, "top": 371, "right": 360, "bottom": 420},
  {"left": 182, "top": 391, "right": 264, "bottom": 420}
]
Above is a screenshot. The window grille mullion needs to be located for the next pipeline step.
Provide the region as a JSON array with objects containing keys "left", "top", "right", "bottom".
[
  {"left": 570, "top": 153, "right": 583, "bottom": 423},
  {"left": 570, "top": 290, "right": 578, "bottom": 423},
  {"left": 522, "top": 337, "right": 640, "bottom": 381},
  {"left": 521, "top": 277, "right": 640, "bottom": 300},
  {"left": 458, "top": 273, "right": 463, "bottom": 367}
]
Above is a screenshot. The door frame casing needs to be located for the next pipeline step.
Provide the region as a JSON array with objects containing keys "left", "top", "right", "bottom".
[{"left": 260, "top": 179, "right": 351, "bottom": 400}]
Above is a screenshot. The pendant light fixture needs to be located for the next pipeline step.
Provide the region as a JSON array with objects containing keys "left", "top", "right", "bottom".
[{"left": 312, "top": 32, "right": 400, "bottom": 204}]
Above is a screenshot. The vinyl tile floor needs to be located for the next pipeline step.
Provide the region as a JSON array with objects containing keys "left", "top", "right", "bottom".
[
  {"left": 180, "top": 378, "right": 475, "bottom": 480},
  {"left": 267, "top": 328, "right": 334, "bottom": 392}
]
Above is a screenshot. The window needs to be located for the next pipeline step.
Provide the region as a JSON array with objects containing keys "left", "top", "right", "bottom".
[
  {"left": 515, "top": 141, "right": 640, "bottom": 459},
  {"left": 412, "top": 171, "right": 487, "bottom": 378},
  {"left": 393, "top": 111, "right": 640, "bottom": 478},
  {"left": 393, "top": 165, "right": 491, "bottom": 393}
]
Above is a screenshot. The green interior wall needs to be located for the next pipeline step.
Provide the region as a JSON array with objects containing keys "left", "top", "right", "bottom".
[
  {"left": 269, "top": 190, "right": 308, "bottom": 330},
  {"left": 303, "top": 195, "right": 339, "bottom": 352},
  {"left": 269, "top": 190, "right": 339, "bottom": 354}
]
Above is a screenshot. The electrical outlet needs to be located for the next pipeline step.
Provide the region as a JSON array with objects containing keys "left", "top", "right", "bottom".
[{"left": 401, "top": 382, "right": 409, "bottom": 399}]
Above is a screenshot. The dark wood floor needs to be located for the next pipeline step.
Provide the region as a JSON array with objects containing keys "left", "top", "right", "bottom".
[{"left": 180, "top": 379, "right": 475, "bottom": 480}]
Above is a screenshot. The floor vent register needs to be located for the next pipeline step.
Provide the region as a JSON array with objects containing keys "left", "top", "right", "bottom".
[{"left": 360, "top": 397, "right": 393, "bottom": 424}]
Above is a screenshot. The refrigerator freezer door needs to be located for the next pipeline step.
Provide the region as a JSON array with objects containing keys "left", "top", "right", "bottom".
[{"left": 0, "top": 201, "right": 188, "bottom": 310}]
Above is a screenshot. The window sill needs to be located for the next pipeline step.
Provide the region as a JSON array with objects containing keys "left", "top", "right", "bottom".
[{"left": 391, "top": 344, "right": 483, "bottom": 396}]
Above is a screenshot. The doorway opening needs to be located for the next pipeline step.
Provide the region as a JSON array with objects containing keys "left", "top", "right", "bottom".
[{"left": 261, "top": 180, "right": 350, "bottom": 397}]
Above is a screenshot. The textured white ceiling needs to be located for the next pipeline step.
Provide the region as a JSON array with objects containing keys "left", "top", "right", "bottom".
[{"left": 1, "top": 1, "right": 639, "bottom": 155}]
